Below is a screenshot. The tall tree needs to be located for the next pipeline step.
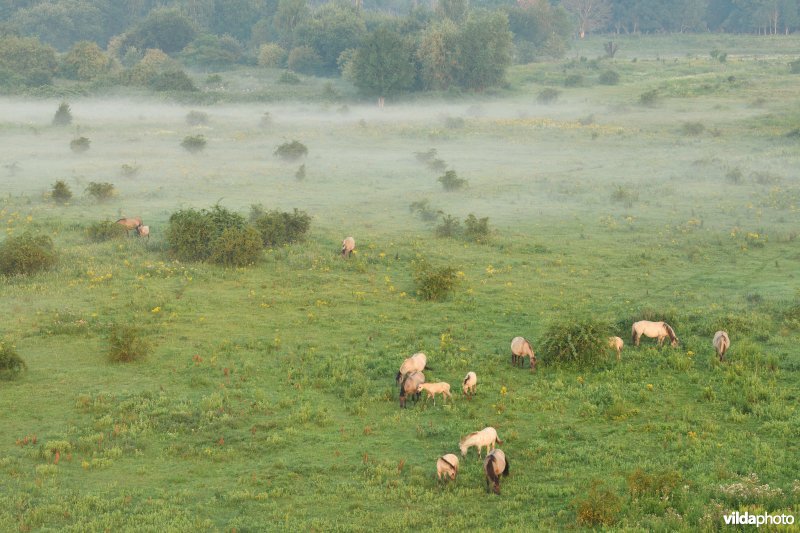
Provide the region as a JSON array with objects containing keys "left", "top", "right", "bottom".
[
  {"left": 417, "top": 19, "right": 460, "bottom": 90},
  {"left": 562, "top": 0, "right": 612, "bottom": 37},
  {"left": 350, "top": 27, "right": 415, "bottom": 106},
  {"left": 457, "top": 10, "right": 512, "bottom": 90},
  {"left": 294, "top": 2, "right": 366, "bottom": 72}
]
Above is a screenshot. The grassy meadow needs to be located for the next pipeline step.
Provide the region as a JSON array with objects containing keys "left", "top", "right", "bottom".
[{"left": 1, "top": 34, "right": 800, "bottom": 531}]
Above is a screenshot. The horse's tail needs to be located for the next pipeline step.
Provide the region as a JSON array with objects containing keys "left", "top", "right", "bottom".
[
  {"left": 495, "top": 435, "right": 503, "bottom": 445},
  {"left": 399, "top": 374, "right": 408, "bottom": 398},
  {"left": 485, "top": 455, "right": 499, "bottom": 484},
  {"left": 502, "top": 457, "right": 510, "bottom": 477},
  {"left": 631, "top": 324, "right": 638, "bottom": 344}
]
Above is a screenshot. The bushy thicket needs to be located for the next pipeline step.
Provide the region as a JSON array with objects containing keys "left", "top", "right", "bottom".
[
  {"left": 0, "top": 343, "right": 26, "bottom": 380},
  {"left": 52, "top": 102, "right": 72, "bottom": 126},
  {"left": 87, "top": 221, "right": 128, "bottom": 242},
  {"left": 165, "top": 205, "right": 263, "bottom": 266},
  {"left": 574, "top": 481, "right": 622, "bottom": 527},
  {"left": 181, "top": 135, "right": 207, "bottom": 153},
  {"left": 413, "top": 259, "right": 460, "bottom": 301},
  {"left": 51, "top": 180, "right": 72, "bottom": 204},
  {"left": 249, "top": 205, "right": 311, "bottom": 247},
  {"left": 434, "top": 213, "right": 490, "bottom": 242},
  {"left": 438, "top": 170, "right": 468, "bottom": 191},
  {"left": 0, "top": 232, "right": 57, "bottom": 276},
  {"left": 274, "top": 140, "right": 308, "bottom": 161},
  {"left": 86, "top": 182, "right": 115, "bottom": 201},
  {"left": 540, "top": 317, "right": 610, "bottom": 367},
  {"left": 108, "top": 324, "right": 150, "bottom": 363},
  {"left": 70, "top": 136, "right": 90, "bottom": 153}
]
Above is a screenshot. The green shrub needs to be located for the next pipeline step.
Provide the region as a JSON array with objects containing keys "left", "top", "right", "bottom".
[
  {"left": 181, "top": 135, "right": 207, "bottom": 153},
  {"left": 86, "top": 182, "right": 115, "bottom": 202},
  {"left": 435, "top": 214, "right": 461, "bottom": 238},
  {"left": 278, "top": 70, "right": 301, "bottom": 84},
  {"left": 52, "top": 102, "right": 72, "bottom": 126},
  {"left": 0, "top": 343, "right": 26, "bottom": 380},
  {"left": 274, "top": 140, "right": 308, "bottom": 161},
  {"left": 70, "top": 136, "right": 90, "bottom": 153},
  {"left": 258, "top": 43, "right": 287, "bottom": 68},
  {"left": 0, "top": 232, "right": 57, "bottom": 277},
  {"left": 87, "top": 221, "right": 128, "bottom": 242},
  {"left": 413, "top": 260, "right": 460, "bottom": 301},
  {"left": 627, "top": 468, "right": 682, "bottom": 499},
  {"left": 409, "top": 199, "right": 439, "bottom": 222},
  {"left": 464, "top": 214, "right": 490, "bottom": 242},
  {"left": 249, "top": 206, "right": 311, "bottom": 247},
  {"left": 575, "top": 481, "right": 622, "bottom": 526},
  {"left": 639, "top": 89, "right": 659, "bottom": 106},
  {"left": 598, "top": 70, "right": 619, "bottom": 85},
  {"left": 537, "top": 88, "right": 560, "bottom": 104},
  {"left": 287, "top": 45, "right": 322, "bottom": 75},
  {"left": 611, "top": 185, "right": 638, "bottom": 206},
  {"left": 682, "top": 121, "right": 705, "bottom": 135},
  {"left": 208, "top": 226, "right": 263, "bottom": 266},
  {"left": 51, "top": 180, "right": 72, "bottom": 204},
  {"left": 108, "top": 324, "right": 150, "bottom": 363},
  {"left": 148, "top": 69, "right": 197, "bottom": 91},
  {"left": 564, "top": 74, "right": 584, "bottom": 87},
  {"left": 186, "top": 110, "right": 209, "bottom": 126},
  {"left": 120, "top": 163, "right": 140, "bottom": 177},
  {"left": 414, "top": 148, "right": 438, "bottom": 164},
  {"left": 438, "top": 170, "right": 468, "bottom": 191},
  {"left": 540, "top": 317, "right": 610, "bottom": 367},
  {"left": 726, "top": 167, "right": 743, "bottom": 184},
  {"left": 295, "top": 164, "right": 306, "bottom": 181}
]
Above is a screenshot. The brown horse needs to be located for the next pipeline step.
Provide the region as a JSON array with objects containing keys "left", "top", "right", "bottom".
[
  {"left": 484, "top": 449, "right": 509, "bottom": 495},
  {"left": 632, "top": 320, "right": 678, "bottom": 347},
  {"left": 510, "top": 336, "right": 536, "bottom": 371},
  {"left": 399, "top": 371, "right": 425, "bottom": 408},
  {"left": 116, "top": 217, "right": 143, "bottom": 236},
  {"left": 713, "top": 331, "right": 730, "bottom": 361}
]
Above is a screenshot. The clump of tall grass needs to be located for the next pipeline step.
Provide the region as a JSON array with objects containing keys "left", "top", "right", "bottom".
[
  {"left": 682, "top": 122, "right": 705, "bottom": 136},
  {"left": 598, "top": 70, "right": 619, "bottom": 85},
  {"left": 627, "top": 468, "right": 682, "bottom": 499},
  {"left": 249, "top": 205, "right": 311, "bottom": 247},
  {"left": 108, "top": 324, "right": 150, "bottom": 363},
  {"left": 435, "top": 214, "right": 461, "bottom": 238},
  {"left": 51, "top": 180, "right": 72, "bottom": 204},
  {"left": 120, "top": 163, "right": 140, "bottom": 177},
  {"left": 0, "top": 232, "right": 57, "bottom": 276},
  {"left": 0, "top": 342, "right": 26, "bottom": 380},
  {"left": 413, "top": 259, "right": 460, "bottom": 301},
  {"left": 610, "top": 185, "right": 638, "bottom": 206},
  {"left": 86, "top": 221, "right": 128, "bottom": 242},
  {"left": 86, "top": 182, "right": 115, "bottom": 202},
  {"left": 639, "top": 89, "right": 659, "bottom": 106},
  {"left": 409, "top": 199, "right": 439, "bottom": 222},
  {"left": 574, "top": 481, "right": 622, "bottom": 527},
  {"left": 540, "top": 317, "right": 610, "bottom": 367}
]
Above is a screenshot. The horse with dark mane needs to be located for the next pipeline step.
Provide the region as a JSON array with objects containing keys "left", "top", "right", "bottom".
[
  {"left": 632, "top": 320, "right": 678, "bottom": 347},
  {"left": 484, "top": 449, "right": 509, "bottom": 494}
]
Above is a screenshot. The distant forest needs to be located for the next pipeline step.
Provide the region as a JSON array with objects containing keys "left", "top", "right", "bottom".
[{"left": 1, "top": 0, "right": 798, "bottom": 96}]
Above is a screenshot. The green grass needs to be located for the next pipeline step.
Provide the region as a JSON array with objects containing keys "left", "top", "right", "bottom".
[{"left": 1, "top": 34, "right": 799, "bottom": 530}]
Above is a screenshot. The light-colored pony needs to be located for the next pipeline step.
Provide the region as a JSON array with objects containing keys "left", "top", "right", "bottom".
[
  {"left": 713, "top": 331, "right": 730, "bottom": 361},
  {"left": 137, "top": 225, "right": 150, "bottom": 239},
  {"left": 395, "top": 352, "right": 429, "bottom": 383},
  {"left": 436, "top": 454, "right": 459, "bottom": 482},
  {"left": 484, "top": 449, "right": 509, "bottom": 495},
  {"left": 510, "top": 336, "right": 536, "bottom": 371},
  {"left": 341, "top": 237, "right": 355, "bottom": 257},
  {"left": 608, "top": 336, "right": 624, "bottom": 360},
  {"left": 417, "top": 382, "right": 452, "bottom": 405},
  {"left": 632, "top": 320, "right": 678, "bottom": 347},
  {"left": 116, "top": 217, "right": 143, "bottom": 236},
  {"left": 460, "top": 427, "right": 502, "bottom": 458},
  {"left": 399, "top": 371, "right": 425, "bottom": 408},
  {"left": 462, "top": 371, "right": 477, "bottom": 396}
]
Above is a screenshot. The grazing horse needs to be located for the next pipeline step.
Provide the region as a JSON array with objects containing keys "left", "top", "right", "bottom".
[
  {"left": 608, "top": 336, "right": 624, "bottom": 360},
  {"left": 399, "top": 371, "right": 425, "bottom": 408},
  {"left": 341, "top": 237, "right": 355, "bottom": 257},
  {"left": 436, "top": 454, "right": 459, "bottom": 482},
  {"left": 395, "top": 352, "right": 430, "bottom": 383},
  {"left": 460, "top": 427, "right": 502, "bottom": 458},
  {"left": 462, "top": 371, "right": 477, "bottom": 396},
  {"left": 116, "top": 217, "right": 143, "bottom": 236},
  {"left": 417, "top": 382, "right": 452, "bottom": 406},
  {"left": 713, "top": 331, "right": 730, "bottom": 361},
  {"left": 510, "top": 336, "right": 536, "bottom": 371},
  {"left": 484, "top": 449, "right": 509, "bottom": 495},
  {"left": 137, "top": 225, "right": 150, "bottom": 239},
  {"left": 632, "top": 320, "right": 678, "bottom": 347}
]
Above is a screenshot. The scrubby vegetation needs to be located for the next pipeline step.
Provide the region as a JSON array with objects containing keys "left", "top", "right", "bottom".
[
  {"left": 69, "top": 136, "right": 90, "bottom": 153},
  {"left": 0, "top": 232, "right": 57, "bottom": 276},
  {"left": 413, "top": 260, "right": 460, "bottom": 301},
  {"left": 51, "top": 102, "right": 72, "bottom": 126},
  {"left": 437, "top": 170, "right": 468, "bottom": 191},
  {"left": 165, "top": 205, "right": 261, "bottom": 265},
  {"left": 85, "top": 182, "right": 115, "bottom": 201},
  {"left": 51, "top": 180, "right": 72, "bottom": 204},
  {"left": 86, "top": 221, "right": 128, "bottom": 242},
  {"left": 0, "top": 343, "right": 26, "bottom": 380},
  {"left": 540, "top": 317, "right": 611, "bottom": 367},
  {"left": 181, "top": 135, "right": 206, "bottom": 153},
  {"left": 107, "top": 324, "right": 150, "bottom": 363},
  {"left": 249, "top": 206, "right": 311, "bottom": 247},
  {"left": 274, "top": 140, "right": 308, "bottom": 161}
]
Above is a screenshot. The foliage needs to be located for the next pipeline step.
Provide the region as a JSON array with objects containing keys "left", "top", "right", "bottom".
[
  {"left": 506, "top": 2, "right": 571, "bottom": 60},
  {"left": 438, "top": 170, "right": 468, "bottom": 191},
  {"left": 120, "top": 163, "right": 140, "bottom": 177},
  {"left": 258, "top": 43, "right": 287, "bottom": 68},
  {"left": 574, "top": 481, "right": 622, "bottom": 527},
  {"left": 0, "top": 35, "right": 57, "bottom": 87},
  {"left": 249, "top": 206, "right": 311, "bottom": 247},
  {"left": 274, "top": 140, "right": 308, "bottom": 161},
  {"left": 60, "top": 41, "right": 110, "bottom": 81},
  {"left": 682, "top": 121, "right": 705, "bottom": 135},
  {"left": 564, "top": 73, "right": 584, "bottom": 87},
  {"left": 435, "top": 213, "right": 462, "bottom": 237},
  {"left": 627, "top": 468, "right": 682, "bottom": 499},
  {"left": 186, "top": 110, "right": 209, "bottom": 126},
  {"left": 208, "top": 226, "right": 264, "bottom": 267},
  {"left": 791, "top": 58, "right": 800, "bottom": 74},
  {"left": 287, "top": 45, "right": 322, "bottom": 75},
  {"left": 409, "top": 199, "right": 440, "bottom": 222},
  {"left": 610, "top": 185, "right": 638, "bottom": 206},
  {"left": 107, "top": 324, "right": 150, "bottom": 363},
  {"left": 639, "top": 89, "right": 659, "bottom": 106},
  {"left": 413, "top": 260, "right": 460, "bottom": 301},
  {"left": 0, "top": 343, "right": 26, "bottom": 380},
  {"left": 456, "top": 11, "right": 513, "bottom": 91},
  {"left": 417, "top": 19, "right": 460, "bottom": 90},
  {"left": 350, "top": 28, "right": 415, "bottom": 98},
  {"left": 540, "top": 317, "right": 610, "bottom": 367},
  {"left": 180, "top": 34, "right": 243, "bottom": 70},
  {"left": 293, "top": 2, "right": 366, "bottom": 72},
  {"left": 123, "top": 8, "right": 197, "bottom": 54},
  {"left": 51, "top": 180, "right": 72, "bottom": 204},
  {"left": 181, "top": 135, "right": 207, "bottom": 153},
  {"left": 537, "top": 88, "right": 560, "bottom": 104},
  {"left": 148, "top": 69, "right": 197, "bottom": 92},
  {"left": 598, "top": 70, "right": 619, "bottom": 85},
  {"left": 295, "top": 164, "right": 306, "bottom": 180},
  {"left": 278, "top": 70, "right": 301, "bottom": 84},
  {"left": 70, "top": 136, "right": 90, "bottom": 153},
  {"left": 52, "top": 102, "right": 72, "bottom": 126},
  {"left": 85, "top": 182, "right": 115, "bottom": 202},
  {"left": 464, "top": 214, "right": 490, "bottom": 242},
  {"left": 86, "top": 221, "right": 127, "bottom": 243},
  {"left": 0, "top": 232, "right": 57, "bottom": 277}
]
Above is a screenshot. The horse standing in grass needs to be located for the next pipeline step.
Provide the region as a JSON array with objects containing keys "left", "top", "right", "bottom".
[
  {"left": 484, "top": 449, "right": 509, "bottom": 495},
  {"left": 462, "top": 371, "right": 477, "bottom": 397},
  {"left": 399, "top": 371, "right": 425, "bottom": 408},
  {"left": 713, "top": 331, "right": 730, "bottom": 361},
  {"left": 436, "top": 454, "right": 459, "bottom": 482},
  {"left": 395, "top": 352, "right": 430, "bottom": 383},
  {"left": 631, "top": 321, "right": 678, "bottom": 347},
  {"left": 608, "top": 336, "right": 624, "bottom": 360},
  {"left": 510, "top": 337, "right": 536, "bottom": 371},
  {"left": 341, "top": 237, "right": 355, "bottom": 257},
  {"left": 116, "top": 217, "right": 143, "bottom": 236},
  {"left": 460, "top": 427, "right": 502, "bottom": 458},
  {"left": 417, "top": 382, "right": 452, "bottom": 406}
]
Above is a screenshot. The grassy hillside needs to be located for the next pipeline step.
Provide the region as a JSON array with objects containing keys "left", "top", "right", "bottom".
[{"left": 1, "top": 34, "right": 799, "bottom": 531}]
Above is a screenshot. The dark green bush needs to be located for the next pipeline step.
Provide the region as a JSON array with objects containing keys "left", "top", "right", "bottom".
[
  {"left": 438, "top": 170, "right": 468, "bottom": 191},
  {"left": 598, "top": 70, "right": 619, "bottom": 85},
  {"left": 120, "top": 163, "right": 140, "bottom": 177},
  {"left": 51, "top": 180, "right": 72, "bottom": 204},
  {"left": 278, "top": 70, "right": 301, "bottom": 84},
  {"left": 409, "top": 199, "right": 439, "bottom": 222},
  {"left": 414, "top": 148, "right": 438, "bottom": 164},
  {"left": 540, "top": 317, "right": 610, "bottom": 367},
  {"left": 413, "top": 260, "right": 460, "bottom": 301},
  {"left": 52, "top": 102, "right": 72, "bottom": 126},
  {"left": 435, "top": 214, "right": 461, "bottom": 238},
  {"left": 464, "top": 214, "right": 490, "bottom": 242},
  {"left": 87, "top": 221, "right": 128, "bottom": 242},
  {"left": 0, "top": 343, "right": 26, "bottom": 380},
  {"left": 575, "top": 481, "right": 622, "bottom": 527},
  {"left": 181, "top": 135, "right": 206, "bottom": 153},
  {"left": 86, "top": 182, "right": 115, "bottom": 201},
  {"left": 0, "top": 232, "right": 57, "bottom": 276},
  {"left": 564, "top": 74, "right": 584, "bottom": 87},
  {"left": 108, "top": 324, "right": 150, "bottom": 363},
  {"left": 148, "top": 69, "right": 197, "bottom": 91},
  {"left": 537, "top": 88, "right": 560, "bottom": 104},
  {"left": 274, "top": 140, "right": 308, "bottom": 161},
  {"left": 186, "top": 110, "right": 209, "bottom": 125},
  {"left": 682, "top": 121, "right": 705, "bottom": 135},
  {"left": 639, "top": 89, "right": 659, "bottom": 106},
  {"left": 287, "top": 45, "right": 322, "bottom": 75},
  {"left": 627, "top": 468, "right": 682, "bottom": 499},
  {"left": 249, "top": 206, "right": 311, "bottom": 247},
  {"left": 70, "top": 136, "right": 90, "bottom": 153},
  {"left": 208, "top": 226, "right": 263, "bottom": 266}
]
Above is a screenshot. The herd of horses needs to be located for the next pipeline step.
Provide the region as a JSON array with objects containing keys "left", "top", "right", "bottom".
[{"left": 396, "top": 320, "right": 732, "bottom": 494}]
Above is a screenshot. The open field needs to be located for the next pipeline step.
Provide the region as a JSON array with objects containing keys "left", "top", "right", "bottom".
[{"left": 1, "top": 35, "right": 799, "bottom": 531}]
